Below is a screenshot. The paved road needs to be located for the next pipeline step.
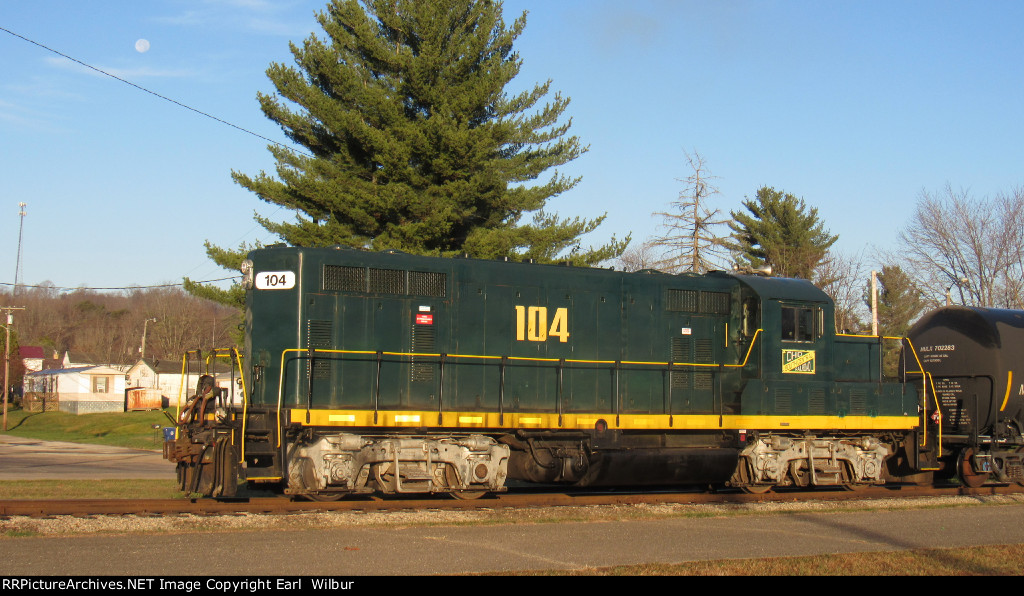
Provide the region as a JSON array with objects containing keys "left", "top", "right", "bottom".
[
  {"left": 1, "top": 502, "right": 1023, "bottom": 575},
  {"left": 0, "top": 435, "right": 175, "bottom": 480}
]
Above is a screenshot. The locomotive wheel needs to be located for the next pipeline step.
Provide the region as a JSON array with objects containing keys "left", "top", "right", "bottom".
[
  {"left": 305, "top": 492, "right": 344, "bottom": 502},
  {"left": 445, "top": 465, "right": 487, "bottom": 500},
  {"left": 734, "top": 457, "right": 773, "bottom": 493},
  {"left": 957, "top": 448, "right": 991, "bottom": 488},
  {"left": 840, "top": 463, "right": 867, "bottom": 491}
]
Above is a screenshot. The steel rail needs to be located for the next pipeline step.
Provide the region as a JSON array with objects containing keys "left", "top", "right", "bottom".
[{"left": 1, "top": 484, "right": 1020, "bottom": 518}]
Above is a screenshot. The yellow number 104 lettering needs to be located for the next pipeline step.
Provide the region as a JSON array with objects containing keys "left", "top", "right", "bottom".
[{"left": 515, "top": 306, "right": 569, "bottom": 343}]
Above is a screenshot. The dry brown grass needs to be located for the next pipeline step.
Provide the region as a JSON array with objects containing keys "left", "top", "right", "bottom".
[
  {"left": 553, "top": 543, "right": 1024, "bottom": 575},
  {"left": 0, "top": 479, "right": 182, "bottom": 500}
]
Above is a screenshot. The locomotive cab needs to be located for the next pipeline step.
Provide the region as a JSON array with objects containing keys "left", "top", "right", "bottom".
[{"left": 727, "top": 274, "right": 919, "bottom": 491}]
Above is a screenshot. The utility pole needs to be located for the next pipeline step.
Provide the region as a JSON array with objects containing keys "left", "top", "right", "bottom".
[
  {"left": 1, "top": 306, "right": 26, "bottom": 432},
  {"left": 140, "top": 318, "right": 157, "bottom": 359},
  {"left": 870, "top": 270, "right": 878, "bottom": 336}
]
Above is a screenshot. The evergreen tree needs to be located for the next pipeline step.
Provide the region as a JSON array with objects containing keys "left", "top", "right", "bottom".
[
  {"left": 869, "top": 265, "right": 927, "bottom": 338},
  {"left": 728, "top": 186, "right": 838, "bottom": 279},
  {"left": 187, "top": 0, "right": 626, "bottom": 306}
]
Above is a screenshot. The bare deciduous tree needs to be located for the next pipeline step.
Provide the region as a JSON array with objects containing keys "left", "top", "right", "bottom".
[
  {"left": 898, "top": 185, "right": 1024, "bottom": 308},
  {"left": 615, "top": 240, "right": 660, "bottom": 272},
  {"left": 814, "top": 251, "right": 868, "bottom": 333},
  {"left": 650, "top": 151, "right": 731, "bottom": 273},
  {"left": 0, "top": 285, "right": 240, "bottom": 366}
]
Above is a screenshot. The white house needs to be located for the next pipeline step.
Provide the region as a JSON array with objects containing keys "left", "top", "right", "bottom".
[
  {"left": 126, "top": 358, "right": 245, "bottom": 409},
  {"left": 24, "top": 365, "right": 128, "bottom": 414},
  {"left": 19, "top": 346, "right": 46, "bottom": 374}
]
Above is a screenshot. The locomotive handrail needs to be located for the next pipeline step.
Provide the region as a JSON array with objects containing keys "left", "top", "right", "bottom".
[
  {"left": 205, "top": 348, "right": 248, "bottom": 464},
  {"left": 272, "top": 329, "right": 764, "bottom": 446},
  {"left": 835, "top": 334, "right": 943, "bottom": 453},
  {"left": 175, "top": 349, "right": 248, "bottom": 464},
  {"left": 899, "top": 337, "right": 944, "bottom": 453}
]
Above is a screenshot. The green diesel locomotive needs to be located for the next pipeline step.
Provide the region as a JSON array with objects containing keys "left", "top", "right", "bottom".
[{"left": 167, "top": 246, "right": 930, "bottom": 498}]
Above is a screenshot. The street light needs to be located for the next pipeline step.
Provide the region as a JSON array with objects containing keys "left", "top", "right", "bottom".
[
  {"left": 140, "top": 318, "right": 158, "bottom": 359},
  {"left": 945, "top": 277, "right": 970, "bottom": 306}
]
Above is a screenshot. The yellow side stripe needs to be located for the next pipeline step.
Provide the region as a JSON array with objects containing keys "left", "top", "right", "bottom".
[
  {"left": 288, "top": 409, "right": 919, "bottom": 431},
  {"left": 1001, "top": 370, "right": 1013, "bottom": 411}
]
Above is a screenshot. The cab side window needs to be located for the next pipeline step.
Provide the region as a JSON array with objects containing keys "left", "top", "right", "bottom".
[{"left": 781, "top": 305, "right": 814, "bottom": 342}]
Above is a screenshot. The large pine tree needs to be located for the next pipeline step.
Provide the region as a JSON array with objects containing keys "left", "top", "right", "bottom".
[
  {"left": 187, "top": 0, "right": 625, "bottom": 306},
  {"left": 728, "top": 186, "right": 838, "bottom": 280}
]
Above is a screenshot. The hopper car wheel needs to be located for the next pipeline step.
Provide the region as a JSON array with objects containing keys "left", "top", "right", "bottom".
[
  {"left": 445, "top": 466, "right": 487, "bottom": 500},
  {"left": 957, "top": 447, "right": 991, "bottom": 488},
  {"left": 1017, "top": 448, "right": 1024, "bottom": 488}
]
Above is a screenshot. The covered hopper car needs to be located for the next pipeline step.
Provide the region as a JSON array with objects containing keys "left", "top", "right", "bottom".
[{"left": 166, "top": 246, "right": 934, "bottom": 499}]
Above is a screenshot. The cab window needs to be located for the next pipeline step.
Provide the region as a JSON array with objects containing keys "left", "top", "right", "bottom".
[{"left": 781, "top": 305, "right": 814, "bottom": 342}]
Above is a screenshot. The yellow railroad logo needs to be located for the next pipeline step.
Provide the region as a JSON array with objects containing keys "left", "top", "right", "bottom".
[{"left": 782, "top": 349, "right": 816, "bottom": 374}]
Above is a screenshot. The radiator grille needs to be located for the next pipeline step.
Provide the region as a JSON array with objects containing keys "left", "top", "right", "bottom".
[
  {"left": 667, "top": 289, "right": 730, "bottom": 314},
  {"left": 409, "top": 271, "right": 447, "bottom": 297},
  {"left": 323, "top": 265, "right": 446, "bottom": 297},
  {"left": 369, "top": 268, "right": 406, "bottom": 294},
  {"left": 323, "top": 265, "right": 366, "bottom": 292},
  {"left": 667, "top": 289, "right": 698, "bottom": 312}
]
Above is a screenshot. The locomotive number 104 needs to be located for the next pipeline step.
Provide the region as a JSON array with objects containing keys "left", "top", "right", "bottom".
[{"left": 514, "top": 306, "right": 570, "bottom": 343}]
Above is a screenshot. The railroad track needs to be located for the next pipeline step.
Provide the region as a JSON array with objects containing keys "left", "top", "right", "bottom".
[{"left": 1, "top": 483, "right": 1021, "bottom": 518}]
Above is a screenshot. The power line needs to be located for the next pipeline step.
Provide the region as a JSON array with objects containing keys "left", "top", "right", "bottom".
[{"left": 0, "top": 25, "right": 312, "bottom": 158}]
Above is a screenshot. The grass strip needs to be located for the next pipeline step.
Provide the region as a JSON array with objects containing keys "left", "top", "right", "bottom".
[
  {"left": 2, "top": 408, "right": 175, "bottom": 451},
  {"left": 0, "top": 479, "right": 183, "bottom": 500}
]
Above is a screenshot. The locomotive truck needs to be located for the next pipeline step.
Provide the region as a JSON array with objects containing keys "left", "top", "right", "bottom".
[{"left": 167, "top": 245, "right": 941, "bottom": 499}]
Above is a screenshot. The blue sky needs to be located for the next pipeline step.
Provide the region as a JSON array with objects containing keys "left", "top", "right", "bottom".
[{"left": 2, "top": 0, "right": 1022, "bottom": 291}]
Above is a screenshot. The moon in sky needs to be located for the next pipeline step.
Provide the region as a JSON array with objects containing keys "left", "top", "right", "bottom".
[{"left": 135, "top": 39, "right": 150, "bottom": 53}]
